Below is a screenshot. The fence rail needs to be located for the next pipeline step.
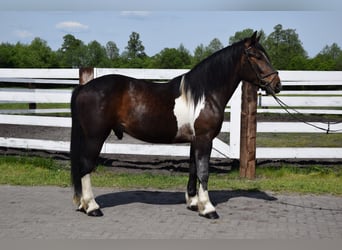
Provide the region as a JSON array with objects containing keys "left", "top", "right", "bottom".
[{"left": 1, "top": 68, "right": 342, "bottom": 159}]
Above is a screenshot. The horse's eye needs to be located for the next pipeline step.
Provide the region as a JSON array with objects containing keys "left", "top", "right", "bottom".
[
  {"left": 247, "top": 50, "right": 262, "bottom": 60},
  {"left": 253, "top": 52, "right": 263, "bottom": 59}
]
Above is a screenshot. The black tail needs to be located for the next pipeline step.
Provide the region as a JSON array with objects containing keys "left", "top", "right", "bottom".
[{"left": 70, "top": 86, "right": 84, "bottom": 198}]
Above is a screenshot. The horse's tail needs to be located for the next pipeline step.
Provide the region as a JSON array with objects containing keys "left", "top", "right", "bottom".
[{"left": 70, "top": 86, "right": 84, "bottom": 200}]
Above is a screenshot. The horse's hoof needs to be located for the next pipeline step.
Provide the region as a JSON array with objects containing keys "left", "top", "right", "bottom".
[
  {"left": 200, "top": 211, "right": 219, "bottom": 219},
  {"left": 77, "top": 207, "right": 86, "bottom": 214},
  {"left": 187, "top": 205, "right": 198, "bottom": 212},
  {"left": 87, "top": 209, "right": 104, "bottom": 217}
]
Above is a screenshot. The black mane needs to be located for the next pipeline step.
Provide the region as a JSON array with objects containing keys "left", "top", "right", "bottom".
[{"left": 182, "top": 39, "right": 246, "bottom": 105}]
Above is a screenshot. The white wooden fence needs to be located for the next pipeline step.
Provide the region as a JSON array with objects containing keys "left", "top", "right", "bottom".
[{"left": 0, "top": 68, "right": 342, "bottom": 159}]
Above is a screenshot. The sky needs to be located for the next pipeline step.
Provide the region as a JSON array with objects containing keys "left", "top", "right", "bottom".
[{"left": 1, "top": 0, "right": 342, "bottom": 58}]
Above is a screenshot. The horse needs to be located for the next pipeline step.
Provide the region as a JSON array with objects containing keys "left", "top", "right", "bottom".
[{"left": 70, "top": 31, "right": 281, "bottom": 219}]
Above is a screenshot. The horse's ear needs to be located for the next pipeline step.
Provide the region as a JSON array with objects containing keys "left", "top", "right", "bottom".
[
  {"left": 256, "top": 34, "right": 261, "bottom": 42},
  {"left": 251, "top": 31, "right": 258, "bottom": 43},
  {"left": 244, "top": 31, "right": 258, "bottom": 48}
]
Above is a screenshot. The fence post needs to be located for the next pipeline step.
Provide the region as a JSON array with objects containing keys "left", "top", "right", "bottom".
[
  {"left": 28, "top": 82, "right": 37, "bottom": 110},
  {"left": 79, "top": 67, "right": 94, "bottom": 85},
  {"left": 239, "top": 81, "right": 258, "bottom": 179}
]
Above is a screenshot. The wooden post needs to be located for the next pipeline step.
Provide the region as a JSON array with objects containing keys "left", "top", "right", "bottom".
[
  {"left": 79, "top": 67, "right": 94, "bottom": 85},
  {"left": 239, "top": 81, "right": 258, "bottom": 179},
  {"left": 28, "top": 82, "right": 37, "bottom": 110}
]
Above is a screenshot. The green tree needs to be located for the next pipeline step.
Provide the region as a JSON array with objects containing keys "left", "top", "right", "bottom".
[
  {"left": 305, "top": 56, "right": 335, "bottom": 70},
  {"left": 193, "top": 44, "right": 207, "bottom": 65},
  {"left": 315, "top": 43, "right": 342, "bottom": 70},
  {"left": 229, "top": 29, "right": 266, "bottom": 45},
  {"left": 120, "top": 32, "right": 148, "bottom": 68},
  {"left": 11, "top": 43, "right": 30, "bottom": 67},
  {"left": 85, "top": 40, "right": 108, "bottom": 67},
  {"left": 177, "top": 44, "right": 192, "bottom": 68},
  {"left": 320, "top": 43, "right": 341, "bottom": 59},
  {"left": 124, "top": 32, "right": 146, "bottom": 60},
  {"left": 264, "top": 24, "right": 307, "bottom": 69},
  {"left": 193, "top": 38, "right": 223, "bottom": 65},
  {"left": 207, "top": 38, "right": 223, "bottom": 53},
  {"left": 28, "top": 37, "right": 57, "bottom": 67},
  {"left": 229, "top": 28, "right": 255, "bottom": 44},
  {"left": 152, "top": 48, "right": 184, "bottom": 69},
  {"left": 152, "top": 45, "right": 192, "bottom": 69},
  {"left": 57, "top": 34, "right": 87, "bottom": 67},
  {"left": 106, "top": 41, "right": 120, "bottom": 60},
  {"left": 0, "top": 38, "right": 58, "bottom": 68},
  {"left": 0, "top": 43, "right": 15, "bottom": 67}
]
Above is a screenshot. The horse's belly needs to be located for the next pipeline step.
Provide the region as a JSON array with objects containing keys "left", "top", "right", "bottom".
[
  {"left": 122, "top": 113, "right": 179, "bottom": 144},
  {"left": 119, "top": 92, "right": 205, "bottom": 144}
]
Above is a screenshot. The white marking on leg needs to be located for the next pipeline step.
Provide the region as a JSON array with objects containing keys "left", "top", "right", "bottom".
[
  {"left": 198, "top": 184, "right": 216, "bottom": 215},
  {"left": 185, "top": 192, "right": 199, "bottom": 209},
  {"left": 80, "top": 174, "right": 100, "bottom": 213},
  {"left": 174, "top": 76, "right": 205, "bottom": 136},
  {"left": 73, "top": 194, "right": 81, "bottom": 206}
]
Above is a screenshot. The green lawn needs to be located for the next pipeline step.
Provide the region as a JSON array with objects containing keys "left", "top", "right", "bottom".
[
  {"left": 1, "top": 155, "right": 341, "bottom": 195},
  {"left": 218, "top": 132, "right": 342, "bottom": 147},
  {"left": 0, "top": 103, "right": 70, "bottom": 110}
]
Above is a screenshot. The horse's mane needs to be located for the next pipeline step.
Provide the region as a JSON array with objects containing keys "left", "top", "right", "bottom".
[{"left": 181, "top": 39, "right": 246, "bottom": 106}]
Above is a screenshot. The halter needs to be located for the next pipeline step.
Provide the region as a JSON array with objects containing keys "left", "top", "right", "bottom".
[{"left": 244, "top": 46, "right": 279, "bottom": 90}]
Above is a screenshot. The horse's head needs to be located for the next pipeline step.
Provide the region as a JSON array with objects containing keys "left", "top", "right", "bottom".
[{"left": 241, "top": 31, "right": 281, "bottom": 95}]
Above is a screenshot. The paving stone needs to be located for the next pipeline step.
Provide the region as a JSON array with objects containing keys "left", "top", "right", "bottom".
[{"left": 0, "top": 185, "right": 341, "bottom": 239}]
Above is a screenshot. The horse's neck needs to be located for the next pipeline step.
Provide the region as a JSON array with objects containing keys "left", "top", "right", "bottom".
[
  {"left": 214, "top": 76, "right": 241, "bottom": 112},
  {"left": 185, "top": 47, "right": 243, "bottom": 111},
  {"left": 207, "top": 61, "right": 242, "bottom": 110}
]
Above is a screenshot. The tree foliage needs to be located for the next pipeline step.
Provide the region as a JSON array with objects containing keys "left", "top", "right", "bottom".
[
  {"left": 229, "top": 29, "right": 266, "bottom": 45},
  {"left": 152, "top": 44, "right": 192, "bottom": 69},
  {"left": 0, "top": 27, "right": 341, "bottom": 70},
  {"left": 86, "top": 40, "right": 108, "bottom": 67},
  {"left": 106, "top": 41, "right": 119, "bottom": 61},
  {"left": 193, "top": 38, "right": 224, "bottom": 65},
  {"left": 263, "top": 24, "right": 307, "bottom": 69},
  {"left": 58, "top": 34, "right": 86, "bottom": 67},
  {"left": 123, "top": 32, "right": 146, "bottom": 60}
]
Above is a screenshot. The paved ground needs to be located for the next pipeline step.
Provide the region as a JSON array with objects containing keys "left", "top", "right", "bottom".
[{"left": 0, "top": 185, "right": 341, "bottom": 239}]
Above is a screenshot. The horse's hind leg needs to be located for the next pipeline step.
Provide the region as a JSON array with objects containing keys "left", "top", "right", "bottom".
[
  {"left": 76, "top": 134, "right": 109, "bottom": 216},
  {"left": 78, "top": 173, "right": 102, "bottom": 216}
]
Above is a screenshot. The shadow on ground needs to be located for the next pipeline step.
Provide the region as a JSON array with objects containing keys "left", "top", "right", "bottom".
[{"left": 96, "top": 189, "right": 277, "bottom": 208}]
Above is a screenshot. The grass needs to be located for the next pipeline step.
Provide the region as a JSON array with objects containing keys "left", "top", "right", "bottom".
[
  {"left": 256, "top": 133, "right": 342, "bottom": 147},
  {"left": 0, "top": 103, "right": 71, "bottom": 117},
  {"left": 0, "top": 103, "right": 69, "bottom": 110},
  {"left": 1, "top": 155, "right": 342, "bottom": 195},
  {"left": 218, "top": 132, "right": 342, "bottom": 147},
  {"left": 0, "top": 156, "right": 70, "bottom": 186}
]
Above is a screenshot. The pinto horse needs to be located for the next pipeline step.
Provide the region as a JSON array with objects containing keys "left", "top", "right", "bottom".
[{"left": 70, "top": 32, "right": 281, "bottom": 219}]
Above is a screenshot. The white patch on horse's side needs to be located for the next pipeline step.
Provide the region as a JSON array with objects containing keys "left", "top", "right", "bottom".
[
  {"left": 173, "top": 75, "right": 205, "bottom": 135},
  {"left": 198, "top": 184, "right": 216, "bottom": 215},
  {"left": 80, "top": 174, "right": 100, "bottom": 213}
]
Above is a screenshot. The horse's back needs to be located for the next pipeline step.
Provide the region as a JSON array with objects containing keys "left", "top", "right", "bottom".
[{"left": 71, "top": 74, "right": 183, "bottom": 143}]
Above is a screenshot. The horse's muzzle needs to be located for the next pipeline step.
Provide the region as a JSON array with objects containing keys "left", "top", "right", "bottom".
[{"left": 274, "top": 81, "right": 282, "bottom": 94}]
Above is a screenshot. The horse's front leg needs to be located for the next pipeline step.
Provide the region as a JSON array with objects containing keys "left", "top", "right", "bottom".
[
  {"left": 192, "top": 138, "right": 219, "bottom": 219},
  {"left": 186, "top": 143, "right": 199, "bottom": 211}
]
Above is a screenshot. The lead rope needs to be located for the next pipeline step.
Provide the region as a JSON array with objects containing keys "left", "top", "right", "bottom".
[{"left": 266, "top": 86, "right": 342, "bottom": 134}]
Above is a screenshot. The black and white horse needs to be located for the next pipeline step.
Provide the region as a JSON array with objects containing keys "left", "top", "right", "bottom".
[{"left": 70, "top": 32, "right": 281, "bottom": 219}]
